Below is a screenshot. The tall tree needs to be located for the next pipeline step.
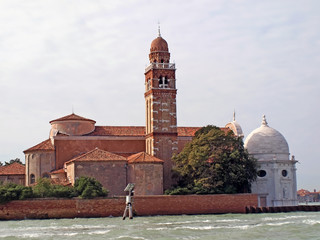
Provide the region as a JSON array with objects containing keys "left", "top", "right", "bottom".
[{"left": 167, "top": 125, "right": 257, "bottom": 195}]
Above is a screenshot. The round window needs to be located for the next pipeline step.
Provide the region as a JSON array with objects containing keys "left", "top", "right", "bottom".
[
  {"left": 258, "top": 170, "right": 267, "bottom": 177},
  {"left": 282, "top": 170, "right": 288, "bottom": 177}
]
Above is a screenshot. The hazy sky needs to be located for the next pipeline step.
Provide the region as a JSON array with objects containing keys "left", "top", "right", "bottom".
[{"left": 0, "top": 0, "right": 319, "bottom": 190}]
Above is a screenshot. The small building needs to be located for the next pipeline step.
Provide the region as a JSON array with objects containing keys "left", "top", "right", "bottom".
[
  {"left": 297, "top": 189, "right": 320, "bottom": 203},
  {"left": 0, "top": 162, "right": 25, "bottom": 185}
]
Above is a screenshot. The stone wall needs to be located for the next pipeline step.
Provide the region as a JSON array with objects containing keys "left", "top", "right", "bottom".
[
  {"left": 0, "top": 174, "right": 25, "bottom": 185},
  {"left": 25, "top": 151, "right": 55, "bottom": 186},
  {"left": 0, "top": 194, "right": 258, "bottom": 220}
]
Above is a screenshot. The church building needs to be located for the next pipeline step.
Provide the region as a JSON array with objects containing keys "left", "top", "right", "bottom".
[
  {"left": 23, "top": 30, "right": 298, "bottom": 206},
  {"left": 23, "top": 30, "right": 205, "bottom": 196}
]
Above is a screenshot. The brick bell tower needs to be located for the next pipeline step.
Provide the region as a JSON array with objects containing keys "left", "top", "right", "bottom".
[{"left": 145, "top": 28, "right": 178, "bottom": 190}]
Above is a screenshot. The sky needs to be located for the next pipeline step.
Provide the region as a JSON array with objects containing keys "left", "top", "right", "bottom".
[{"left": 0, "top": 0, "right": 319, "bottom": 191}]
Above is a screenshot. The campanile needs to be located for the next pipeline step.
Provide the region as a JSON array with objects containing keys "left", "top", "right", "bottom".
[{"left": 144, "top": 29, "right": 178, "bottom": 189}]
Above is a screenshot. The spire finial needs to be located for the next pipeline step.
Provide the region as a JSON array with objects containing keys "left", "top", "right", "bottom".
[
  {"left": 262, "top": 114, "right": 268, "bottom": 126},
  {"left": 233, "top": 110, "right": 236, "bottom": 121},
  {"left": 158, "top": 21, "right": 161, "bottom": 37}
]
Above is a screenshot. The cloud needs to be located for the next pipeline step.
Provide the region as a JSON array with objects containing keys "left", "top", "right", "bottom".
[{"left": 0, "top": 0, "right": 319, "bottom": 190}]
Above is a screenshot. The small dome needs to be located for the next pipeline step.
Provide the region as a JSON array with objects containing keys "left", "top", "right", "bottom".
[
  {"left": 49, "top": 113, "right": 95, "bottom": 137},
  {"left": 225, "top": 111, "right": 244, "bottom": 137},
  {"left": 150, "top": 36, "right": 168, "bottom": 52},
  {"left": 244, "top": 115, "right": 289, "bottom": 160}
]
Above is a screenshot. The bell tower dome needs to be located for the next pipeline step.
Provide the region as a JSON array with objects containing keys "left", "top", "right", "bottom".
[{"left": 144, "top": 29, "right": 177, "bottom": 190}]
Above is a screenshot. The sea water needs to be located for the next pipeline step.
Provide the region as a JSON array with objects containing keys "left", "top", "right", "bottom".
[{"left": 0, "top": 212, "right": 319, "bottom": 240}]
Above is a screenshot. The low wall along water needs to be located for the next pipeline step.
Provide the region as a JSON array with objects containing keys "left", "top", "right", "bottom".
[{"left": 0, "top": 194, "right": 257, "bottom": 220}]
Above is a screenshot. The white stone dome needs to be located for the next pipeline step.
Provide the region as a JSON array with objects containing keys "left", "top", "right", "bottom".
[
  {"left": 244, "top": 115, "right": 289, "bottom": 161},
  {"left": 225, "top": 111, "right": 244, "bottom": 137}
]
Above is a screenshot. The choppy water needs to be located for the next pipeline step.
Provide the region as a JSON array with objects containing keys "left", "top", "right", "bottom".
[{"left": 0, "top": 212, "right": 319, "bottom": 239}]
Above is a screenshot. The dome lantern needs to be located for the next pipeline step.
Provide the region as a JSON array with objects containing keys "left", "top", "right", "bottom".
[{"left": 149, "top": 27, "right": 170, "bottom": 64}]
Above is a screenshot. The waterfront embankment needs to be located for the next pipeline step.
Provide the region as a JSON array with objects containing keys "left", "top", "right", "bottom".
[{"left": 0, "top": 194, "right": 257, "bottom": 220}]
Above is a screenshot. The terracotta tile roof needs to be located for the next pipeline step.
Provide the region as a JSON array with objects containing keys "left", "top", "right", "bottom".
[
  {"left": 65, "top": 148, "right": 127, "bottom": 164},
  {"left": 177, "top": 127, "right": 231, "bottom": 136},
  {"left": 298, "top": 189, "right": 320, "bottom": 196},
  {"left": 177, "top": 127, "right": 201, "bottom": 136},
  {"left": 50, "top": 168, "right": 65, "bottom": 174},
  {"left": 49, "top": 113, "right": 96, "bottom": 124},
  {"left": 0, "top": 162, "right": 25, "bottom": 175},
  {"left": 86, "top": 126, "right": 216, "bottom": 137},
  {"left": 221, "top": 127, "right": 232, "bottom": 134},
  {"left": 86, "top": 126, "right": 145, "bottom": 136},
  {"left": 24, "top": 139, "right": 54, "bottom": 153},
  {"left": 128, "top": 152, "right": 164, "bottom": 164}
]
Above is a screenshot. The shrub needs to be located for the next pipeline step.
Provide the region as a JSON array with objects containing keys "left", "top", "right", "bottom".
[
  {"left": 32, "top": 178, "right": 77, "bottom": 198},
  {"left": 1, "top": 177, "right": 108, "bottom": 203},
  {"left": 74, "top": 176, "right": 108, "bottom": 199},
  {"left": 32, "top": 178, "right": 53, "bottom": 198},
  {"left": 51, "top": 184, "right": 77, "bottom": 198},
  {"left": 0, "top": 183, "right": 34, "bottom": 203}
]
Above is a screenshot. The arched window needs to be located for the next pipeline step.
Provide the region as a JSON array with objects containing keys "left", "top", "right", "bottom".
[
  {"left": 159, "top": 76, "right": 169, "bottom": 88},
  {"left": 159, "top": 75, "right": 163, "bottom": 86},
  {"left": 30, "top": 174, "right": 35, "bottom": 184},
  {"left": 164, "top": 76, "right": 168, "bottom": 87}
]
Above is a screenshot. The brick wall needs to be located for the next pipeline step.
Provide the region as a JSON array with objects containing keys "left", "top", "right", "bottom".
[
  {"left": 134, "top": 194, "right": 258, "bottom": 215},
  {"left": 71, "top": 161, "right": 127, "bottom": 196},
  {"left": 128, "top": 164, "right": 163, "bottom": 195},
  {"left": 0, "top": 194, "right": 258, "bottom": 220}
]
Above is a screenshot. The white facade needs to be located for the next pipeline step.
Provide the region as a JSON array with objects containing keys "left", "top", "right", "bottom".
[{"left": 244, "top": 115, "right": 298, "bottom": 207}]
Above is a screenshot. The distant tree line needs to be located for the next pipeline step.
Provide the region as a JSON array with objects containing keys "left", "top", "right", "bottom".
[
  {"left": 0, "top": 158, "right": 24, "bottom": 167},
  {"left": 0, "top": 176, "right": 108, "bottom": 204}
]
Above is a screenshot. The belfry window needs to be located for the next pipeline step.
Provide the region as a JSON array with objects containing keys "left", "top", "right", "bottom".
[{"left": 159, "top": 76, "right": 169, "bottom": 88}]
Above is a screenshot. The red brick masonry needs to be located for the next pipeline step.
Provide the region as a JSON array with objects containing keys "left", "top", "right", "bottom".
[{"left": 0, "top": 194, "right": 258, "bottom": 220}]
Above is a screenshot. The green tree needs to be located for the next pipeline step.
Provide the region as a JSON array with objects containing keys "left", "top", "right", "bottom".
[
  {"left": 166, "top": 125, "right": 257, "bottom": 195},
  {"left": 74, "top": 176, "right": 108, "bottom": 199},
  {"left": 5, "top": 158, "right": 24, "bottom": 166}
]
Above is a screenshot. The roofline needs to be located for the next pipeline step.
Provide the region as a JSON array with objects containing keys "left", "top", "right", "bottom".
[
  {"left": 54, "top": 136, "right": 145, "bottom": 141},
  {"left": 65, "top": 159, "right": 128, "bottom": 165},
  {"left": 24, "top": 149, "right": 55, "bottom": 154},
  {"left": 128, "top": 161, "right": 163, "bottom": 164},
  {"left": 50, "top": 119, "right": 96, "bottom": 124}
]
